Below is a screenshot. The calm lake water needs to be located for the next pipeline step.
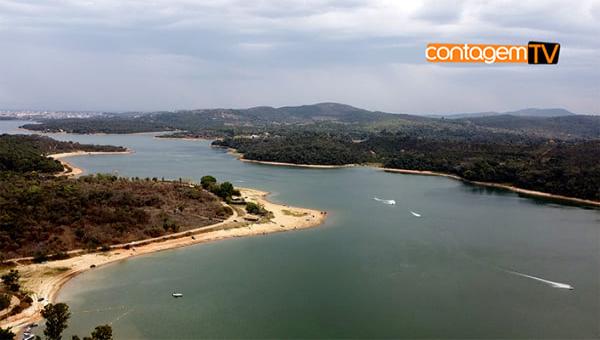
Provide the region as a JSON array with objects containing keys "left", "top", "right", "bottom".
[{"left": 2, "top": 121, "right": 599, "bottom": 338}]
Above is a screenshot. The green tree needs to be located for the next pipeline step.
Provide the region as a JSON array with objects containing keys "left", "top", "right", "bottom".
[
  {"left": 0, "top": 294, "right": 10, "bottom": 310},
  {"left": 90, "top": 325, "right": 112, "bottom": 340},
  {"left": 0, "top": 327, "right": 15, "bottom": 340},
  {"left": 162, "top": 219, "right": 179, "bottom": 233},
  {"left": 245, "top": 202, "right": 265, "bottom": 215},
  {"left": 218, "top": 182, "right": 234, "bottom": 199},
  {"left": 70, "top": 325, "right": 112, "bottom": 340},
  {"left": 200, "top": 175, "right": 216, "bottom": 189},
  {"left": 41, "top": 303, "right": 71, "bottom": 340},
  {"left": 1, "top": 270, "right": 20, "bottom": 292}
]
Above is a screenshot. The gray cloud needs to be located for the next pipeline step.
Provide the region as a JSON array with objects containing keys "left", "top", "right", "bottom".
[{"left": 0, "top": 0, "right": 598, "bottom": 114}]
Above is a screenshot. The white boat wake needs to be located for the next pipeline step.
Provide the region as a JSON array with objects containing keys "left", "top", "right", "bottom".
[
  {"left": 373, "top": 197, "right": 396, "bottom": 205},
  {"left": 507, "top": 270, "right": 574, "bottom": 290},
  {"left": 410, "top": 211, "right": 421, "bottom": 217}
]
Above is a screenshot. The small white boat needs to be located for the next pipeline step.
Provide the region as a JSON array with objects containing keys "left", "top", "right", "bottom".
[
  {"left": 374, "top": 197, "right": 396, "bottom": 205},
  {"left": 507, "top": 271, "right": 574, "bottom": 290},
  {"left": 172, "top": 293, "right": 183, "bottom": 298},
  {"left": 410, "top": 211, "right": 421, "bottom": 217}
]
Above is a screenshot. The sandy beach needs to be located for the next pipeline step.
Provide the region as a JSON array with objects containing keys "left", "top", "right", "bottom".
[
  {"left": 2, "top": 142, "right": 595, "bottom": 332},
  {"left": 223, "top": 148, "right": 355, "bottom": 169},
  {"left": 49, "top": 151, "right": 132, "bottom": 177},
  {"left": 225, "top": 147, "right": 600, "bottom": 206},
  {"left": 229, "top": 150, "right": 600, "bottom": 207},
  {"left": 239, "top": 158, "right": 355, "bottom": 169},
  {"left": 154, "top": 136, "right": 215, "bottom": 141},
  {"left": 0, "top": 188, "right": 326, "bottom": 332},
  {"left": 380, "top": 167, "right": 600, "bottom": 207}
]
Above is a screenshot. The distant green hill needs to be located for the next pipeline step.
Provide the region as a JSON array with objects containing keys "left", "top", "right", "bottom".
[
  {"left": 458, "top": 115, "right": 600, "bottom": 139},
  {"left": 139, "top": 102, "right": 417, "bottom": 126},
  {"left": 11, "top": 104, "right": 600, "bottom": 202},
  {"left": 20, "top": 103, "right": 600, "bottom": 140},
  {"left": 437, "top": 108, "right": 577, "bottom": 119},
  {"left": 21, "top": 103, "right": 426, "bottom": 135},
  {"left": 504, "top": 108, "right": 576, "bottom": 117}
]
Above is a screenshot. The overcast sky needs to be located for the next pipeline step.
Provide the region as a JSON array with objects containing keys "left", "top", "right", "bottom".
[{"left": 0, "top": 0, "right": 598, "bottom": 114}]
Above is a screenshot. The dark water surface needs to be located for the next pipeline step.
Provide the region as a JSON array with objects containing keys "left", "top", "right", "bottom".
[{"left": 2, "top": 121, "right": 599, "bottom": 338}]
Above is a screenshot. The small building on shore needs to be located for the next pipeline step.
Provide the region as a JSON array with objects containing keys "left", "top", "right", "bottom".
[
  {"left": 244, "top": 214, "right": 260, "bottom": 222},
  {"left": 230, "top": 197, "right": 246, "bottom": 204}
]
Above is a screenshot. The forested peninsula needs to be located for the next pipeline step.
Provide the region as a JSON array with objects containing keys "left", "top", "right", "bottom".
[
  {"left": 19, "top": 103, "right": 600, "bottom": 202},
  {"left": 0, "top": 135, "right": 233, "bottom": 259}
]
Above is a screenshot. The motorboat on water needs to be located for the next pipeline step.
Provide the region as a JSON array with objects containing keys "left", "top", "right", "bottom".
[{"left": 373, "top": 197, "right": 396, "bottom": 205}]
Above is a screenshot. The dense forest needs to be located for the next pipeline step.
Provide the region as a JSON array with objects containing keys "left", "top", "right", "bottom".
[
  {"left": 0, "top": 134, "right": 126, "bottom": 173},
  {"left": 17, "top": 103, "right": 600, "bottom": 201},
  {"left": 21, "top": 103, "right": 600, "bottom": 140},
  {"left": 214, "top": 132, "right": 600, "bottom": 201},
  {"left": 215, "top": 131, "right": 371, "bottom": 165},
  {"left": 457, "top": 115, "right": 600, "bottom": 139},
  {"left": 0, "top": 135, "right": 233, "bottom": 259},
  {"left": 1, "top": 134, "right": 126, "bottom": 153},
  {"left": 377, "top": 136, "right": 600, "bottom": 200},
  {"left": 0, "top": 173, "right": 232, "bottom": 258},
  {"left": 22, "top": 117, "right": 176, "bottom": 134}
]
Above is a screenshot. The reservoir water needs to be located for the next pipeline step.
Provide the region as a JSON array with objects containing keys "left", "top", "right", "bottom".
[{"left": 2, "top": 121, "right": 599, "bottom": 338}]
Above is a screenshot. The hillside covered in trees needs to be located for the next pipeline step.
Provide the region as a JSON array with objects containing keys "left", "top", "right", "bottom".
[
  {"left": 17, "top": 103, "right": 600, "bottom": 202},
  {"left": 0, "top": 174, "right": 232, "bottom": 258},
  {"left": 21, "top": 103, "right": 600, "bottom": 140},
  {"left": 0, "top": 134, "right": 126, "bottom": 173},
  {"left": 456, "top": 115, "right": 600, "bottom": 139},
  {"left": 214, "top": 132, "right": 600, "bottom": 201},
  {"left": 0, "top": 135, "right": 233, "bottom": 259}
]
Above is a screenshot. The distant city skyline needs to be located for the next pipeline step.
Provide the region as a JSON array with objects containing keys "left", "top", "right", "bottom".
[{"left": 0, "top": 0, "right": 598, "bottom": 114}]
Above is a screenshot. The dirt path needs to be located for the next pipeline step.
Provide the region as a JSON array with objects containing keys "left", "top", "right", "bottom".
[{"left": 0, "top": 188, "right": 326, "bottom": 332}]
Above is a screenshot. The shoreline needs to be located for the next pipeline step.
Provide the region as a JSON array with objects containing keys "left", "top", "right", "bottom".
[
  {"left": 49, "top": 150, "right": 132, "bottom": 177},
  {"left": 15, "top": 126, "right": 600, "bottom": 206},
  {"left": 0, "top": 188, "right": 327, "bottom": 332},
  {"left": 225, "top": 148, "right": 355, "bottom": 169},
  {"left": 155, "top": 135, "right": 217, "bottom": 141},
  {"left": 380, "top": 168, "right": 600, "bottom": 207},
  {"left": 2, "top": 134, "right": 595, "bottom": 330},
  {"left": 240, "top": 158, "right": 356, "bottom": 169},
  {"left": 227, "top": 149, "right": 600, "bottom": 207}
]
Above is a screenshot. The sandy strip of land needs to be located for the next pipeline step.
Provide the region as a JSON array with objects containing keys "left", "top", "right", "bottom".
[
  {"left": 381, "top": 168, "right": 465, "bottom": 180},
  {"left": 155, "top": 136, "right": 215, "bottom": 141},
  {"left": 49, "top": 151, "right": 132, "bottom": 177},
  {"left": 239, "top": 187, "right": 328, "bottom": 229},
  {"left": 381, "top": 167, "right": 600, "bottom": 207},
  {"left": 239, "top": 158, "right": 355, "bottom": 169},
  {"left": 0, "top": 188, "right": 326, "bottom": 332},
  {"left": 224, "top": 148, "right": 600, "bottom": 206},
  {"left": 224, "top": 149, "right": 355, "bottom": 169},
  {"left": 227, "top": 148, "right": 600, "bottom": 206}
]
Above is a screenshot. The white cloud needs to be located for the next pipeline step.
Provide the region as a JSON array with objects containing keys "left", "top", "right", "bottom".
[{"left": 0, "top": 0, "right": 598, "bottom": 113}]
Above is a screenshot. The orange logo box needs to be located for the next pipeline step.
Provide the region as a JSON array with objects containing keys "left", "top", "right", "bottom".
[{"left": 426, "top": 42, "right": 560, "bottom": 64}]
